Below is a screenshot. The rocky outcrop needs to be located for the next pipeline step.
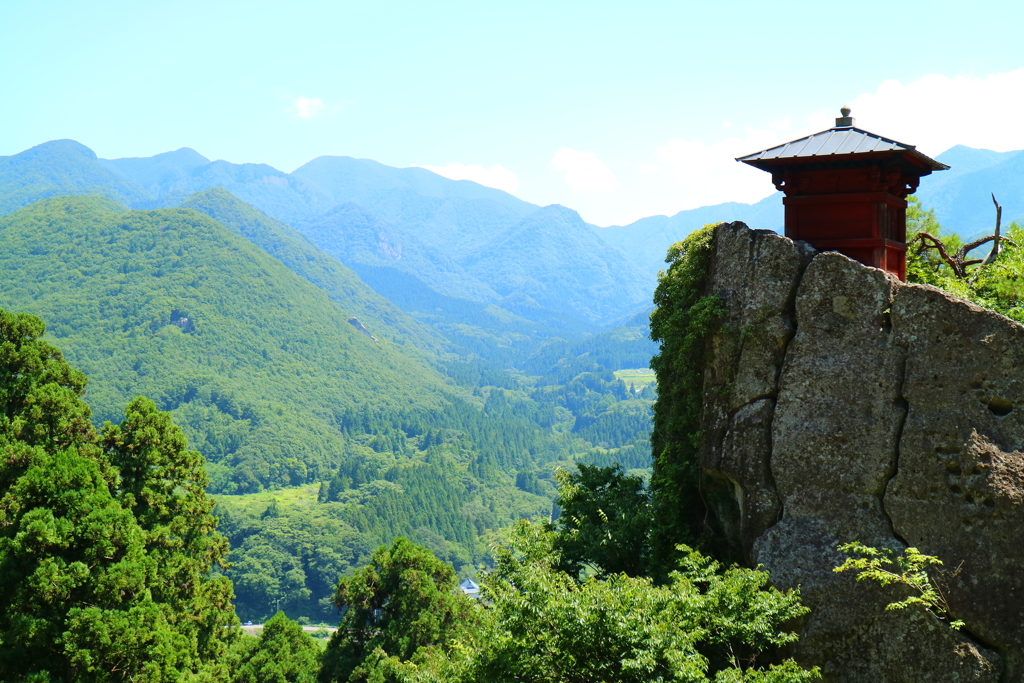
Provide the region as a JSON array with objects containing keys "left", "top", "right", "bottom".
[
  {"left": 700, "top": 222, "right": 1023, "bottom": 682},
  {"left": 347, "top": 316, "right": 379, "bottom": 343},
  {"left": 700, "top": 224, "right": 813, "bottom": 558}
]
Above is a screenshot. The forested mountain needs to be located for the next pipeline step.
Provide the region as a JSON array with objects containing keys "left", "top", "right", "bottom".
[
  {"left": 178, "top": 187, "right": 444, "bottom": 353},
  {"left": 0, "top": 192, "right": 654, "bottom": 621},
  {"left": 595, "top": 193, "right": 784, "bottom": 287},
  {"left": 0, "top": 140, "right": 650, "bottom": 325},
  {"left": 0, "top": 196, "right": 451, "bottom": 491},
  {"left": 290, "top": 154, "right": 535, "bottom": 216},
  {"left": 0, "top": 139, "right": 152, "bottom": 214},
  {"left": 98, "top": 146, "right": 210, "bottom": 197},
  {"left": 293, "top": 201, "right": 499, "bottom": 303},
  {"left": 100, "top": 146, "right": 332, "bottom": 219}
]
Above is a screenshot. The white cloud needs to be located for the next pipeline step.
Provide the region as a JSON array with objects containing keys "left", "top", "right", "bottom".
[
  {"left": 833, "top": 68, "right": 1024, "bottom": 155},
  {"left": 549, "top": 147, "right": 621, "bottom": 192},
  {"left": 574, "top": 67, "right": 1024, "bottom": 225},
  {"left": 288, "top": 96, "right": 342, "bottom": 120},
  {"left": 652, "top": 129, "right": 785, "bottom": 208},
  {"left": 418, "top": 162, "right": 520, "bottom": 193}
]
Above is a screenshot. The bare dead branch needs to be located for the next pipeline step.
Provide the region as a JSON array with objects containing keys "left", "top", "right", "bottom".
[
  {"left": 959, "top": 236, "right": 998, "bottom": 256},
  {"left": 913, "top": 232, "right": 966, "bottom": 278},
  {"left": 983, "top": 193, "right": 1004, "bottom": 266},
  {"left": 914, "top": 194, "right": 1014, "bottom": 280}
]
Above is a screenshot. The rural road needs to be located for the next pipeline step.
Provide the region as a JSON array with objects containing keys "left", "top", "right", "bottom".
[{"left": 240, "top": 624, "right": 337, "bottom": 635}]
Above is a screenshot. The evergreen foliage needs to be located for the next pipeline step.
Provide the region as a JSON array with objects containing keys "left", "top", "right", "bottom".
[
  {"left": 0, "top": 140, "right": 153, "bottom": 216},
  {"left": 179, "top": 188, "right": 444, "bottom": 354},
  {"left": 0, "top": 195, "right": 448, "bottom": 493},
  {"left": 319, "top": 537, "right": 478, "bottom": 683},
  {"left": 649, "top": 224, "right": 726, "bottom": 575},
  {"left": 552, "top": 464, "right": 652, "bottom": 577},
  {"left": 0, "top": 192, "right": 657, "bottom": 627},
  {"left": 0, "top": 308, "right": 238, "bottom": 682},
  {"left": 233, "top": 612, "right": 322, "bottom": 683},
  {"left": 521, "top": 308, "right": 657, "bottom": 385}
]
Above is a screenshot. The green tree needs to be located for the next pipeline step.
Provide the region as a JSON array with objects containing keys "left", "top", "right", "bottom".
[
  {"left": 400, "top": 522, "right": 818, "bottom": 683},
  {"left": 905, "top": 196, "right": 961, "bottom": 287},
  {"left": 0, "top": 308, "right": 238, "bottom": 682},
  {"left": 552, "top": 463, "right": 652, "bottom": 577},
  {"left": 905, "top": 195, "right": 1024, "bottom": 322},
  {"left": 834, "top": 542, "right": 964, "bottom": 630},
  {"left": 234, "top": 611, "right": 321, "bottom": 683},
  {"left": 319, "top": 537, "right": 478, "bottom": 683}
]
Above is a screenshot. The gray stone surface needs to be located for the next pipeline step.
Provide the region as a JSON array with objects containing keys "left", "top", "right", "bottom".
[
  {"left": 887, "top": 283, "right": 1024, "bottom": 680},
  {"left": 771, "top": 252, "right": 904, "bottom": 544},
  {"left": 703, "top": 222, "right": 815, "bottom": 414},
  {"left": 703, "top": 398, "right": 777, "bottom": 558},
  {"left": 699, "top": 223, "right": 1010, "bottom": 681},
  {"left": 700, "top": 222, "right": 813, "bottom": 556},
  {"left": 755, "top": 517, "right": 1001, "bottom": 683}
]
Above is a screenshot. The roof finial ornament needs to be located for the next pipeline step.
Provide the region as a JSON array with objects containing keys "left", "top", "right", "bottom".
[{"left": 836, "top": 106, "right": 855, "bottom": 128}]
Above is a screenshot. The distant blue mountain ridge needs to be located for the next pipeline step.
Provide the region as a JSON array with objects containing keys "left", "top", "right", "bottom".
[
  {"left": 914, "top": 145, "right": 1024, "bottom": 240},
  {"left": 0, "top": 140, "right": 648, "bottom": 326},
  {"left": 0, "top": 140, "right": 1018, "bottom": 325},
  {"left": 595, "top": 194, "right": 785, "bottom": 286}
]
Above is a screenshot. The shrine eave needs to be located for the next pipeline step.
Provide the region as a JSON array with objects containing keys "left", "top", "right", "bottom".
[{"left": 737, "top": 127, "right": 949, "bottom": 173}]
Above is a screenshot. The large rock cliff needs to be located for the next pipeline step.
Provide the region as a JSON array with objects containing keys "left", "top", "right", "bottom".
[{"left": 700, "top": 222, "right": 1024, "bottom": 682}]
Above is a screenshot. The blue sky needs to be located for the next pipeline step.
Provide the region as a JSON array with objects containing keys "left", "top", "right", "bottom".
[{"left": 4, "top": 0, "right": 1024, "bottom": 225}]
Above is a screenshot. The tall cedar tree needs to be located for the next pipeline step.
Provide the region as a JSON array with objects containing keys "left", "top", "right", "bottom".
[
  {"left": 233, "top": 611, "right": 321, "bottom": 683},
  {"left": 319, "top": 537, "right": 478, "bottom": 683},
  {"left": 0, "top": 308, "right": 238, "bottom": 682}
]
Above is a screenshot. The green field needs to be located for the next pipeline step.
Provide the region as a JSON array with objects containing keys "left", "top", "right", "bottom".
[
  {"left": 615, "top": 368, "right": 656, "bottom": 391},
  {"left": 213, "top": 484, "right": 320, "bottom": 510}
]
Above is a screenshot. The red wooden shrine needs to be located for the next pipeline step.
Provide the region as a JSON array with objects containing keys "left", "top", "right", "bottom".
[{"left": 737, "top": 107, "right": 948, "bottom": 281}]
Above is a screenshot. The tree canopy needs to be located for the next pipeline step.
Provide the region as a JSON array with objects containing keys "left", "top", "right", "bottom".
[
  {"left": 0, "top": 308, "right": 238, "bottom": 682},
  {"left": 649, "top": 224, "right": 725, "bottom": 575},
  {"left": 233, "top": 611, "right": 321, "bottom": 683},
  {"left": 373, "top": 522, "right": 818, "bottom": 683},
  {"left": 319, "top": 537, "right": 478, "bottom": 682},
  {"left": 906, "top": 195, "right": 1024, "bottom": 322}
]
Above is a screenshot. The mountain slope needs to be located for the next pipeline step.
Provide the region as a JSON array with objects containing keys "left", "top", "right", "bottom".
[
  {"left": 0, "top": 139, "right": 153, "bottom": 215},
  {"left": 596, "top": 193, "right": 784, "bottom": 284},
  {"left": 179, "top": 187, "right": 444, "bottom": 353},
  {"left": 916, "top": 145, "right": 1024, "bottom": 235},
  {"left": 0, "top": 195, "right": 449, "bottom": 491},
  {"left": 466, "top": 204, "right": 651, "bottom": 323},
  {"left": 99, "top": 147, "right": 211, "bottom": 196},
  {"left": 293, "top": 201, "right": 496, "bottom": 302},
  {"left": 291, "top": 154, "right": 536, "bottom": 215},
  {"left": 1, "top": 141, "right": 653, "bottom": 325}
]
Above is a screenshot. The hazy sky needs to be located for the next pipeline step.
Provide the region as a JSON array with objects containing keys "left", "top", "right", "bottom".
[{"left": 4, "top": 0, "right": 1024, "bottom": 225}]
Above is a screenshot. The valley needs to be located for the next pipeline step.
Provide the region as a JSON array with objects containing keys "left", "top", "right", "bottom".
[
  {"left": 0, "top": 141, "right": 663, "bottom": 622},
  {"left": 1, "top": 135, "right": 1021, "bottom": 678}
]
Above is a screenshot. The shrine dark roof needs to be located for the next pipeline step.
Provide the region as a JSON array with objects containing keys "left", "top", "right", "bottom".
[{"left": 737, "top": 127, "right": 949, "bottom": 172}]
